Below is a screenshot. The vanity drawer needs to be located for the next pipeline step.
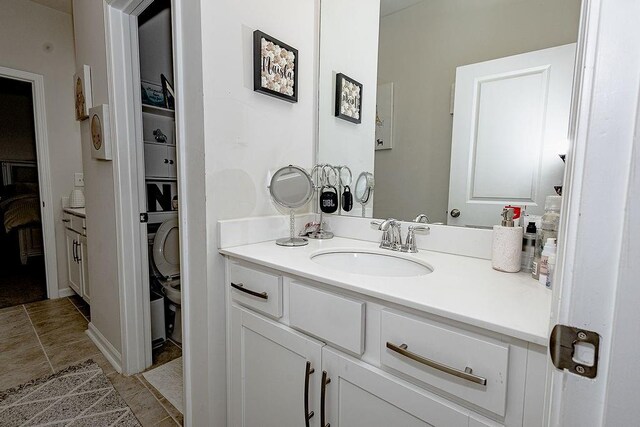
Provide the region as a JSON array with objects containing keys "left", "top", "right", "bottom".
[
  {"left": 380, "top": 310, "right": 509, "bottom": 416},
  {"left": 289, "top": 281, "right": 365, "bottom": 355},
  {"left": 63, "top": 213, "right": 86, "bottom": 235},
  {"left": 229, "top": 261, "right": 282, "bottom": 318}
]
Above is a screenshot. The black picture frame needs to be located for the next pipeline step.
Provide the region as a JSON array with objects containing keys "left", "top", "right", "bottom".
[
  {"left": 161, "top": 74, "right": 175, "bottom": 110},
  {"left": 335, "top": 73, "right": 363, "bottom": 124},
  {"left": 253, "top": 30, "right": 298, "bottom": 103}
]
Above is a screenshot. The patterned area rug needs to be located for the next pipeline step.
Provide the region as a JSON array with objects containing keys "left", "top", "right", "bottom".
[{"left": 0, "top": 360, "right": 141, "bottom": 426}]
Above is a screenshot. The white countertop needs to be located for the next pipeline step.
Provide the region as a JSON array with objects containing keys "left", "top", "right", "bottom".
[
  {"left": 64, "top": 207, "right": 86, "bottom": 218},
  {"left": 220, "top": 237, "right": 552, "bottom": 346}
]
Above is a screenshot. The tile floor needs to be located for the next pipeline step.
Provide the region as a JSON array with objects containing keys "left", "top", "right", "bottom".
[{"left": 0, "top": 297, "right": 183, "bottom": 426}]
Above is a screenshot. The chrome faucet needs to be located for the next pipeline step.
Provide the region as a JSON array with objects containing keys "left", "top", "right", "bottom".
[
  {"left": 371, "top": 219, "right": 429, "bottom": 252},
  {"left": 414, "top": 213, "right": 430, "bottom": 224},
  {"left": 372, "top": 219, "right": 402, "bottom": 250}
]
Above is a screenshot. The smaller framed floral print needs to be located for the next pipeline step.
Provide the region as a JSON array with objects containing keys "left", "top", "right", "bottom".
[
  {"left": 74, "top": 65, "right": 92, "bottom": 121},
  {"left": 89, "top": 104, "right": 112, "bottom": 161},
  {"left": 335, "top": 73, "right": 363, "bottom": 124},
  {"left": 253, "top": 30, "right": 298, "bottom": 103}
]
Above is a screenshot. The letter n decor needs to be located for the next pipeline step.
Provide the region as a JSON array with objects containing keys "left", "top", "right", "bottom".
[{"left": 253, "top": 30, "right": 298, "bottom": 102}]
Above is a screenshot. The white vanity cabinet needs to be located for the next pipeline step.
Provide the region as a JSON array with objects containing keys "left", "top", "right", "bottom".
[
  {"left": 144, "top": 142, "right": 177, "bottom": 179},
  {"left": 63, "top": 210, "right": 90, "bottom": 303},
  {"left": 225, "top": 258, "right": 546, "bottom": 427},
  {"left": 230, "top": 306, "right": 322, "bottom": 427}
]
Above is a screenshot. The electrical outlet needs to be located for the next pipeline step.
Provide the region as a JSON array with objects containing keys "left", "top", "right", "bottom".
[{"left": 74, "top": 173, "right": 85, "bottom": 187}]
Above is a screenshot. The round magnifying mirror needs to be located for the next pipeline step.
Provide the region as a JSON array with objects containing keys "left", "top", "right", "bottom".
[
  {"left": 269, "top": 165, "right": 314, "bottom": 246},
  {"left": 354, "top": 172, "right": 374, "bottom": 203},
  {"left": 354, "top": 172, "right": 375, "bottom": 217}
]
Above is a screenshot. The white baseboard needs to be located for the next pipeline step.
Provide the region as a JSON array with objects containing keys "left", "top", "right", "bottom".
[
  {"left": 86, "top": 322, "right": 123, "bottom": 374},
  {"left": 57, "top": 287, "right": 77, "bottom": 298}
]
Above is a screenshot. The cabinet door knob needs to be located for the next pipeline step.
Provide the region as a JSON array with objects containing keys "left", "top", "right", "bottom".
[
  {"left": 164, "top": 159, "right": 169, "bottom": 164},
  {"left": 169, "top": 160, "right": 174, "bottom": 165},
  {"left": 450, "top": 209, "right": 461, "bottom": 218}
]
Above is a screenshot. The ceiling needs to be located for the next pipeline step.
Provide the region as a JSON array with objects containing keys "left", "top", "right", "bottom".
[
  {"left": 29, "top": 0, "right": 72, "bottom": 14},
  {"left": 380, "top": 0, "right": 425, "bottom": 17}
]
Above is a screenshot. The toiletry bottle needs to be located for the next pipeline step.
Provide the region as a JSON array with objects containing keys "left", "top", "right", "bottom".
[
  {"left": 538, "top": 238, "right": 557, "bottom": 286},
  {"left": 546, "top": 248, "right": 557, "bottom": 289},
  {"left": 532, "top": 196, "right": 561, "bottom": 279},
  {"left": 521, "top": 222, "right": 537, "bottom": 273},
  {"left": 492, "top": 208, "right": 524, "bottom": 273}
]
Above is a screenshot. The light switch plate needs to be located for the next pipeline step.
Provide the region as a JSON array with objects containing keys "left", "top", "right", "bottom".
[{"left": 74, "top": 173, "right": 84, "bottom": 187}]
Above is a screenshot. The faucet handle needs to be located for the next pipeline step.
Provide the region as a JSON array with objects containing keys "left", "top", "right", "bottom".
[
  {"left": 408, "top": 225, "right": 430, "bottom": 233},
  {"left": 404, "top": 225, "right": 430, "bottom": 253},
  {"left": 414, "top": 214, "right": 430, "bottom": 224}
]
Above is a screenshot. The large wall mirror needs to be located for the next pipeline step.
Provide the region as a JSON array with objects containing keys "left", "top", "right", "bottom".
[{"left": 317, "top": 0, "right": 581, "bottom": 227}]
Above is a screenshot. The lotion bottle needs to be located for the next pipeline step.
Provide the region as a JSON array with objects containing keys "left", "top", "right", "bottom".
[
  {"left": 539, "top": 238, "right": 557, "bottom": 287},
  {"left": 492, "top": 208, "right": 524, "bottom": 273}
]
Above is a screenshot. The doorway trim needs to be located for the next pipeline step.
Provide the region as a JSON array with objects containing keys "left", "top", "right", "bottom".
[{"left": 0, "top": 66, "right": 59, "bottom": 299}]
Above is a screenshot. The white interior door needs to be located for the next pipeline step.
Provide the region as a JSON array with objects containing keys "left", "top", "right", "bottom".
[{"left": 448, "top": 44, "right": 575, "bottom": 227}]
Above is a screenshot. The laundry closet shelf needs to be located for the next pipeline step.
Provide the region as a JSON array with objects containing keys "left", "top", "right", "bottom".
[{"left": 142, "top": 104, "right": 175, "bottom": 118}]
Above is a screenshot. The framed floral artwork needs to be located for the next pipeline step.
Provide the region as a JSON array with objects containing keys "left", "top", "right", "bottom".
[
  {"left": 335, "top": 73, "right": 363, "bottom": 124},
  {"left": 74, "top": 65, "right": 92, "bottom": 121},
  {"left": 89, "top": 104, "right": 112, "bottom": 161},
  {"left": 253, "top": 30, "right": 298, "bottom": 103}
]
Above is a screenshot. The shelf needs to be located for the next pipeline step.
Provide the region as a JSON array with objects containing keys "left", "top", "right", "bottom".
[{"left": 142, "top": 104, "right": 175, "bottom": 118}]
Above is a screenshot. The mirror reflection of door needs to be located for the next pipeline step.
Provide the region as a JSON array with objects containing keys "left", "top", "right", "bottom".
[
  {"left": 317, "top": 0, "right": 581, "bottom": 227},
  {"left": 448, "top": 44, "right": 575, "bottom": 227}
]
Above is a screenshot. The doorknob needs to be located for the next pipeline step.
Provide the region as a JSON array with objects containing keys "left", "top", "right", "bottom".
[{"left": 450, "top": 209, "right": 461, "bottom": 218}]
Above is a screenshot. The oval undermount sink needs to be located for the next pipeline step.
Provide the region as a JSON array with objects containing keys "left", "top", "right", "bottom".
[{"left": 310, "top": 250, "right": 433, "bottom": 277}]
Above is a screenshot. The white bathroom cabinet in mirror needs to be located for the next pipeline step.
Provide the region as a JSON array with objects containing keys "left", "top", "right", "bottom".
[{"left": 317, "top": 0, "right": 581, "bottom": 226}]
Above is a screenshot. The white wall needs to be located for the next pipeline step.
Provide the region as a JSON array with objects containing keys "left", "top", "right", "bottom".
[
  {"left": 188, "top": 0, "right": 319, "bottom": 423},
  {"left": 0, "top": 0, "right": 83, "bottom": 290},
  {"left": 72, "top": 0, "right": 123, "bottom": 353},
  {"left": 374, "top": 0, "right": 581, "bottom": 222},
  {"left": 317, "top": 0, "right": 380, "bottom": 217}
]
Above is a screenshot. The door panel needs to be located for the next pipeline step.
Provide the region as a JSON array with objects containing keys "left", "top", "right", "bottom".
[
  {"left": 65, "top": 228, "right": 81, "bottom": 295},
  {"left": 167, "top": 146, "right": 177, "bottom": 179},
  {"left": 322, "top": 347, "right": 469, "bottom": 427},
  {"left": 448, "top": 43, "right": 576, "bottom": 227},
  {"left": 230, "top": 306, "right": 323, "bottom": 427},
  {"left": 144, "top": 143, "right": 168, "bottom": 178},
  {"left": 79, "top": 236, "right": 90, "bottom": 303}
]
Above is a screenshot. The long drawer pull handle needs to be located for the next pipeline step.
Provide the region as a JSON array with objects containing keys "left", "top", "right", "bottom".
[
  {"left": 230, "top": 282, "right": 268, "bottom": 300},
  {"left": 386, "top": 342, "right": 487, "bottom": 386},
  {"left": 304, "top": 361, "right": 315, "bottom": 426},
  {"left": 320, "top": 371, "right": 331, "bottom": 427}
]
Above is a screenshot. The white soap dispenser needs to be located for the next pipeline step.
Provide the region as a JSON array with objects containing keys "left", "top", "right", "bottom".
[{"left": 492, "top": 207, "right": 524, "bottom": 273}]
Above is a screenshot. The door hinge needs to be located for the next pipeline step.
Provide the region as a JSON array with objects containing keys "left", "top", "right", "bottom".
[
  {"left": 140, "top": 213, "right": 148, "bottom": 223},
  {"left": 550, "top": 324, "right": 600, "bottom": 379}
]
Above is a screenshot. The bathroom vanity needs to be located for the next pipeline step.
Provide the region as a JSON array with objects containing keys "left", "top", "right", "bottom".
[{"left": 221, "top": 232, "right": 551, "bottom": 427}]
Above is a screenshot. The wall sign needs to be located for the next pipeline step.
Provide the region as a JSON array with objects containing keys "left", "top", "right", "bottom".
[
  {"left": 253, "top": 30, "right": 298, "bottom": 103},
  {"left": 89, "top": 104, "right": 112, "bottom": 161},
  {"left": 335, "top": 73, "right": 363, "bottom": 124}
]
